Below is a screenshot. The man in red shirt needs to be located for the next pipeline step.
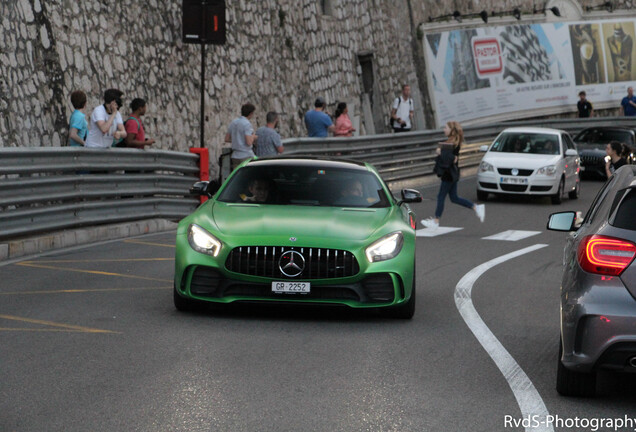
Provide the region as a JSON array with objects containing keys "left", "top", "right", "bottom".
[{"left": 124, "top": 98, "right": 156, "bottom": 148}]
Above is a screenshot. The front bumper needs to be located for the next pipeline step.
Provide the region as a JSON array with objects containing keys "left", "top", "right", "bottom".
[
  {"left": 477, "top": 171, "right": 559, "bottom": 195},
  {"left": 561, "top": 268, "right": 636, "bottom": 373},
  {"left": 176, "top": 265, "right": 408, "bottom": 307}
]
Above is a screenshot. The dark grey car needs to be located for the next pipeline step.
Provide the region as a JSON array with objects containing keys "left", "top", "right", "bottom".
[
  {"left": 573, "top": 127, "right": 635, "bottom": 179},
  {"left": 548, "top": 165, "right": 636, "bottom": 396}
]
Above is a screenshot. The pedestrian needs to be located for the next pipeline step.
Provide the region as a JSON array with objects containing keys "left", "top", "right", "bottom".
[
  {"left": 254, "top": 111, "right": 284, "bottom": 157},
  {"left": 390, "top": 84, "right": 414, "bottom": 133},
  {"left": 333, "top": 102, "right": 356, "bottom": 137},
  {"left": 620, "top": 86, "right": 636, "bottom": 116},
  {"left": 304, "top": 97, "right": 335, "bottom": 137},
  {"left": 68, "top": 90, "right": 88, "bottom": 146},
  {"left": 605, "top": 141, "right": 628, "bottom": 177},
  {"left": 85, "top": 88, "right": 127, "bottom": 148},
  {"left": 577, "top": 91, "right": 593, "bottom": 118},
  {"left": 421, "top": 121, "right": 485, "bottom": 229},
  {"left": 122, "top": 98, "right": 156, "bottom": 149},
  {"left": 225, "top": 103, "right": 258, "bottom": 170}
]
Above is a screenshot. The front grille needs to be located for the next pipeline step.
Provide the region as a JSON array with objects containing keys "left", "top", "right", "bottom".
[
  {"left": 190, "top": 267, "right": 223, "bottom": 296},
  {"left": 500, "top": 184, "right": 528, "bottom": 192},
  {"left": 580, "top": 155, "right": 603, "bottom": 166},
  {"left": 479, "top": 182, "right": 498, "bottom": 189},
  {"left": 225, "top": 246, "right": 360, "bottom": 279},
  {"left": 497, "top": 168, "right": 534, "bottom": 176},
  {"left": 530, "top": 185, "right": 552, "bottom": 192}
]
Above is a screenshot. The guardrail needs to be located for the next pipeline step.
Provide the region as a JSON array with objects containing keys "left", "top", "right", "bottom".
[
  {"left": 0, "top": 148, "right": 201, "bottom": 240},
  {"left": 254, "top": 116, "right": 636, "bottom": 184},
  {"left": 3, "top": 116, "right": 635, "bottom": 241}
]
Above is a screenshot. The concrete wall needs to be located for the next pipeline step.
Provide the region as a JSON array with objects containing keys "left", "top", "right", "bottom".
[{"left": 0, "top": 0, "right": 420, "bottom": 176}]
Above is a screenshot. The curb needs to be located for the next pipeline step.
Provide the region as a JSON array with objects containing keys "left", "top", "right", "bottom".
[{"left": 0, "top": 219, "right": 178, "bottom": 262}]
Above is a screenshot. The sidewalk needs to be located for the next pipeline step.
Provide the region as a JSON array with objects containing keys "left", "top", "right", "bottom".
[{"left": 0, "top": 219, "right": 177, "bottom": 262}]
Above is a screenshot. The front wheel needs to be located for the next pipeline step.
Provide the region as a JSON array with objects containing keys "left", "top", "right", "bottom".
[
  {"left": 568, "top": 181, "right": 580, "bottom": 200},
  {"left": 385, "top": 272, "right": 416, "bottom": 319},
  {"left": 476, "top": 189, "right": 489, "bottom": 201},
  {"left": 174, "top": 284, "right": 202, "bottom": 312},
  {"left": 551, "top": 177, "right": 565, "bottom": 205}
]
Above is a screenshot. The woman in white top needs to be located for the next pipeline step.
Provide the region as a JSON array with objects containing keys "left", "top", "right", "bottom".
[{"left": 85, "top": 88, "right": 127, "bottom": 148}]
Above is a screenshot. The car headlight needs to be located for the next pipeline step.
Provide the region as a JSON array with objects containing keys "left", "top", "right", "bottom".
[
  {"left": 537, "top": 165, "right": 557, "bottom": 176},
  {"left": 479, "top": 161, "right": 494, "bottom": 172},
  {"left": 188, "top": 224, "right": 222, "bottom": 257},
  {"left": 365, "top": 232, "right": 404, "bottom": 263}
]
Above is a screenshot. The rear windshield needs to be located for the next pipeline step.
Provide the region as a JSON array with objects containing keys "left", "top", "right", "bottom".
[
  {"left": 611, "top": 188, "right": 636, "bottom": 230},
  {"left": 217, "top": 164, "right": 391, "bottom": 208},
  {"left": 490, "top": 133, "right": 560, "bottom": 155},
  {"left": 575, "top": 129, "right": 633, "bottom": 146}
]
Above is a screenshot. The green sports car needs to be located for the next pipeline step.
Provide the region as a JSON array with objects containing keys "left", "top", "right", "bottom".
[{"left": 174, "top": 157, "right": 422, "bottom": 318}]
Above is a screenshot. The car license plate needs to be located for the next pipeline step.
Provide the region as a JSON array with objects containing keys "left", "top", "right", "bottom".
[
  {"left": 272, "top": 281, "right": 311, "bottom": 294},
  {"left": 500, "top": 176, "right": 528, "bottom": 184}
]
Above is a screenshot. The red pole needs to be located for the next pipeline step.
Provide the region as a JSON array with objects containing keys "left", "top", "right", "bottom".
[{"left": 189, "top": 147, "right": 210, "bottom": 203}]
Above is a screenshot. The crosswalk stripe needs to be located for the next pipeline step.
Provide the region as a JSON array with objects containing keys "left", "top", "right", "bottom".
[
  {"left": 482, "top": 230, "right": 541, "bottom": 241},
  {"left": 416, "top": 227, "right": 463, "bottom": 237}
]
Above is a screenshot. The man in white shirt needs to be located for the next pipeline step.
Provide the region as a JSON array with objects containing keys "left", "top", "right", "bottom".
[
  {"left": 390, "top": 84, "right": 414, "bottom": 133},
  {"left": 85, "top": 88, "right": 127, "bottom": 148}
]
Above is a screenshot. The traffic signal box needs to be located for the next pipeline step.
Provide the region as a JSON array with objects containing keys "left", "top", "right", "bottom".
[{"left": 182, "top": 0, "right": 226, "bottom": 45}]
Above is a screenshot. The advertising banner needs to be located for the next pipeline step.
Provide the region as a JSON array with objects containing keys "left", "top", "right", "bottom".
[{"left": 424, "top": 19, "right": 636, "bottom": 127}]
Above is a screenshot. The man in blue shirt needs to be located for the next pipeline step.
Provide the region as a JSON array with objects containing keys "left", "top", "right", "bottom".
[
  {"left": 304, "top": 97, "right": 334, "bottom": 137},
  {"left": 621, "top": 86, "right": 636, "bottom": 116},
  {"left": 225, "top": 103, "right": 258, "bottom": 170}
]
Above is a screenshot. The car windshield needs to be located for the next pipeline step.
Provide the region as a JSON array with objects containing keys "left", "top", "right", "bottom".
[
  {"left": 490, "top": 132, "right": 560, "bottom": 155},
  {"left": 217, "top": 164, "right": 391, "bottom": 208},
  {"left": 575, "top": 129, "right": 633, "bottom": 146}
]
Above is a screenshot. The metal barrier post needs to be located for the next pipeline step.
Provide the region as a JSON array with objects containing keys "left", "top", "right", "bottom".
[{"left": 189, "top": 147, "right": 210, "bottom": 203}]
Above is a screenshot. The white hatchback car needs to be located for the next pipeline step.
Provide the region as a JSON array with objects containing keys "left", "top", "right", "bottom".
[{"left": 477, "top": 127, "right": 580, "bottom": 204}]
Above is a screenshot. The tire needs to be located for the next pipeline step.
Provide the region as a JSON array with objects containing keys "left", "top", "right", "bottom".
[
  {"left": 385, "top": 271, "right": 416, "bottom": 319},
  {"left": 556, "top": 339, "right": 596, "bottom": 397},
  {"left": 551, "top": 177, "right": 565, "bottom": 205},
  {"left": 568, "top": 181, "right": 580, "bottom": 200},
  {"left": 476, "top": 189, "right": 489, "bottom": 201},
  {"left": 173, "top": 284, "right": 201, "bottom": 312}
]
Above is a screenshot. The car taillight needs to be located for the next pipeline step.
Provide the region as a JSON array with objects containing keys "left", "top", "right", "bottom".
[{"left": 577, "top": 235, "right": 636, "bottom": 276}]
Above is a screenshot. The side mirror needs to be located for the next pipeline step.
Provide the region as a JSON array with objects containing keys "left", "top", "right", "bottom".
[
  {"left": 399, "top": 189, "right": 423, "bottom": 205},
  {"left": 565, "top": 149, "right": 578, "bottom": 157},
  {"left": 479, "top": 145, "right": 489, "bottom": 152},
  {"left": 189, "top": 181, "right": 220, "bottom": 198},
  {"left": 547, "top": 211, "right": 578, "bottom": 232}
]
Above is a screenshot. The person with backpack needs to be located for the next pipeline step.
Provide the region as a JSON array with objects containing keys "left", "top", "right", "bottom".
[
  {"left": 390, "top": 84, "right": 414, "bottom": 133},
  {"left": 122, "top": 98, "right": 155, "bottom": 149},
  {"left": 421, "top": 121, "right": 485, "bottom": 230}
]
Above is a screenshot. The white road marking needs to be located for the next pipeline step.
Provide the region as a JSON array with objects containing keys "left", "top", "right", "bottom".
[
  {"left": 482, "top": 230, "right": 542, "bottom": 242},
  {"left": 416, "top": 227, "right": 463, "bottom": 237},
  {"left": 455, "top": 244, "right": 552, "bottom": 432}
]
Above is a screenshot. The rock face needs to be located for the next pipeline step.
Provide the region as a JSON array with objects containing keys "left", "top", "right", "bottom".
[
  {"left": 0, "top": 0, "right": 419, "bottom": 175},
  {"left": 0, "top": 0, "right": 632, "bottom": 174}
]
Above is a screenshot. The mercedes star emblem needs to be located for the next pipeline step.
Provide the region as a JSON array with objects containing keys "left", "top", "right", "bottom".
[
  {"left": 290, "top": 237, "right": 297, "bottom": 242},
  {"left": 279, "top": 250, "right": 306, "bottom": 278}
]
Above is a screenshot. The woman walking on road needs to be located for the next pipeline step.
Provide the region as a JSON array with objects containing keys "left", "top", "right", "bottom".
[{"left": 421, "top": 121, "right": 485, "bottom": 229}]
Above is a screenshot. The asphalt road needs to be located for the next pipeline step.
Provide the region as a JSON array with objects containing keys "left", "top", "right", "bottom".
[{"left": 2, "top": 176, "right": 635, "bottom": 432}]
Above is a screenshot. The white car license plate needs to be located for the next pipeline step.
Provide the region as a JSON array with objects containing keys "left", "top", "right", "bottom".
[
  {"left": 272, "top": 281, "right": 311, "bottom": 294},
  {"left": 500, "top": 176, "right": 528, "bottom": 185}
]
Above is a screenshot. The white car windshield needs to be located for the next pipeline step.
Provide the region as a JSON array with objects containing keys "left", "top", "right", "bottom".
[{"left": 490, "top": 133, "right": 560, "bottom": 155}]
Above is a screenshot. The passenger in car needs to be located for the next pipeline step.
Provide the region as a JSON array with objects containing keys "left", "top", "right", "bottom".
[{"left": 241, "top": 178, "right": 272, "bottom": 203}]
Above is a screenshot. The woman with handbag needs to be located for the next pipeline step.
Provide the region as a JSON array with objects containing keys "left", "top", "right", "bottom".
[{"left": 421, "top": 121, "right": 485, "bottom": 229}]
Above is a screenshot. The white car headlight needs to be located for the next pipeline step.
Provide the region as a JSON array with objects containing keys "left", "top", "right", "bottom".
[
  {"left": 188, "top": 224, "right": 222, "bottom": 257},
  {"left": 537, "top": 165, "right": 557, "bottom": 176},
  {"left": 479, "top": 161, "right": 494, "bottom": 172},
  {"left": 365, "top": 232, "right": 404, "bottom": 263}
]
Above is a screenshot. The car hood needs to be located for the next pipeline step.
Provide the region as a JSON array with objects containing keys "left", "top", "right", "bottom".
[
  {"left": 209, "top": 202, "right": 394, "bottom": 241},
  {"left": 577, "top": 146, "right": 606, "bottom": 156},
  {"left": 483, "top": 152, "right": 561, "bottom": 168}
]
